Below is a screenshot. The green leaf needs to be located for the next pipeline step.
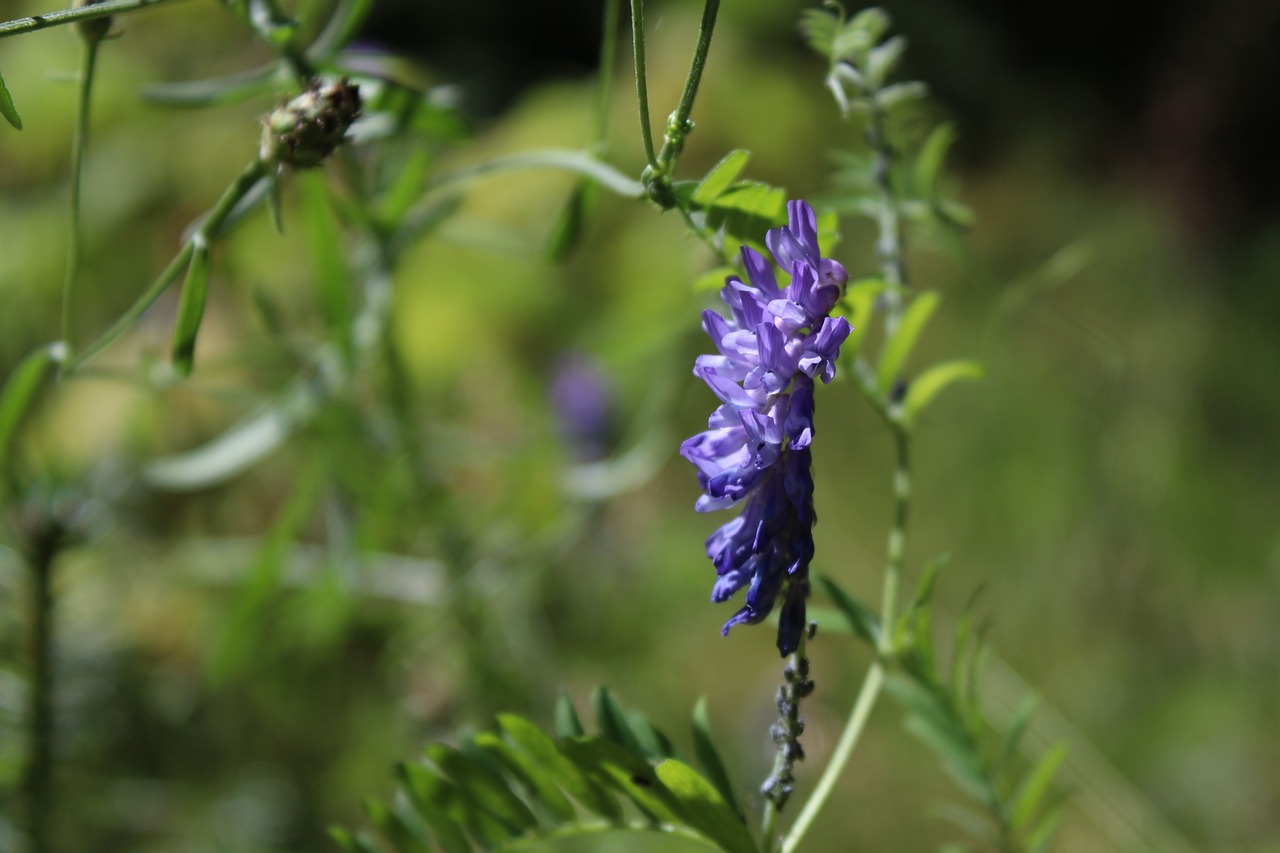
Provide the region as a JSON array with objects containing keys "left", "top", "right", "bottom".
[
  {"left": 876, "top": 290, "right": 940, "bottom": 396},
  {"left": 365, "top": 795, "right": 432, "bottom": 853},
  {"left": 876, "top": 80, "right": 928, "bottom": 110},
  {"left": 692, "top": 149, "right": 751, "bottom": 206},
  {"left": 865, "top": 35, "right": 906, "bottom": 90},
  {"left": 902, "top": 360, "right": 983, "bottom": 424},
  {"left": 170, "top": 241, "right": 211, "bottom": 376},
  {"left": 1027, "top": 799, "right": 1067, "bottom": 853},
  {"left": 140, "top": 64, "right": 280, "bottom": 108},
  {"left": 814, "top": 574, "right": 881, "bottom": 647},
  {"left": 396, "top": 763, "right": 477, "bottom": 853},
  {"left": 0, "top": 343, "right": 59, "bottom": 485},
  {"left": 546, "top": 178, "right": 593, "bottom": 262},
  {"left": 627, "top": 711, "right": 680, "bottom": 763},
  {"left": 425, "top": 744, "right": 539, "bottom": 835},
  {"left": 999, "top": 694, "right": 1040, "bottom": 768},
  {"left": 499, "top": 715, "right": 621, "bottom": 820},
  {"left": 327, "top": 826, "right": 382, "bottom": 853},
  {"left": 703, "top": 181, "right": 788, "bottom": 251},
  {"left": 1010, "top": 742, "right": 1068, "bottom": 831},
  {"left": 691, "top": 697, "right": 742, "bottom": 820},
  {"left": 0, "top": 69, "right": 22, "bottom": 130},
  {"left": 592, "top": 687, "right": 645, "bottom": 755},
  {"left": 300, "top": 174, "right": 353, "bottom": 354},
  {"left": 834, "top": 278, "right": 886, "bottom": 360},
  {"left": 472, "top": 732, "right": 575, "bottom": 823},
  {"left": 655, "top": 759, "right": 758, "bottom": 853},
  {"left": 554, "top": 694, "right": 585, "bottom": 738},
  {"left": 914, "top": 123, "right": 956, "bottom": 203},
  {"left": 559, "top": 736, "right": 683, "bottom": 825}
]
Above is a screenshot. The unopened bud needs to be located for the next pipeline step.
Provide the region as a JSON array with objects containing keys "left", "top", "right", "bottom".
[
  {"left": 259, "top": 78, "right": 361, "bottom": 169},
  {"left": 74, "top": 0, "right": 113, "bottom": 43}
]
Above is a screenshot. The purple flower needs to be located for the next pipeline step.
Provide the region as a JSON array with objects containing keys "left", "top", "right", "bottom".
[{"left": 681, "top": 200, "right": 851, "bottom": 656}]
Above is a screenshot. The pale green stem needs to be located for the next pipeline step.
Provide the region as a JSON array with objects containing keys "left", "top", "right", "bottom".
[
  {"left": 866, "top": 100, "right": 906, "bottom": 335},
  {"left": 64, "top": 159, "right": 268, "bottom": 374},
  {"left": 0, "top": 0, "right": 190, "bottom": 38},
  {"left": 628, "top": 0, "right": 658, "bottom": 170},
  {"left": 60, "top": 38, "right": 100, "bottom": 367},
  {"left": 428, "top": 149, "right": 645, "bottom": 199},
  {"left": 594, "top": 0, "right": 621, "bottom": 148}
]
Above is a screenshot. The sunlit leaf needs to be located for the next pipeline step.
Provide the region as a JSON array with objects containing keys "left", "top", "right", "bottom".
[
  {"left": 866, "top": 35, "right": 906, "bottom": 90},
  {"left": 876, "top": 80, "right": 928, "bottom": 110},
  {"left": 654, "top": 759, "right": 758, "bottom": 853},
  {"left": 692, "top": 149, "right": 751, "bottom": 206},
  {"left": 472, "top": 732, "right": 575, "bottom": 822},
  {"left": 365, "top": 796, "right": 432, "bottom": 853},
  {"left": 876, "top": 290, "right": 940, "bottom": 396},
  {"left": 559, "top": 736, "right": 683, "bottom": 825},
  {"left": 1010, "top": 742, "right": 1068, "bottom": 831},
  {"left": 554, "top": 693, "right": 585, "bottom": 738},
  {"left": 499, "top": 714, "right": 620, "bottom": 820},
  {"left": 692, "top": 697, "right": 741, "bottom": 820},
  {"left": 0, "top": 343, "right": 60, "bottom": 485},
  {"left": 814, "top": 574, "right": 881, "bottom": 647},
  {"left": 0, "top": 69, "right": 23, "bottom": 130},
  {"left": 170, "top": 241, "right": 211, "bottom": 376},
  {"left": 903, "top": 360, "right": 983, "bottom": 424},
  {"left": 397, "top": 763, "right": 476, "bottom": 853},
  {"left": 425, "top": 744, "right": 539, "bottom": 834}
]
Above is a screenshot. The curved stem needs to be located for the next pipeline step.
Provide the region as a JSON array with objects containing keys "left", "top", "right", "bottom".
[
  {"left": 65, "top": 159, "right": 268, "bottom": 374},
  {"left": 594, "top": 0, "right": 621, "bottom": 148},
  {"left": 0, "top": 0, "right": 190, "bottom": 39},
  {"left": 780, "top": 430, "right": 911, "bottom": 852},
  {"left": 629, "top": 0, "right": 659, "bottom": 170},
  {"left": 428, "top": 149, "right": 645, "bottom": 199},
  {"left": 779, "top": 662, "right": 887, "bottom": 853},
  {"left": 60, "top": 38, "right": 101, "bottom": 367},
  {"left": 654, "top": 0, "right": 720, "bottom": 174}
]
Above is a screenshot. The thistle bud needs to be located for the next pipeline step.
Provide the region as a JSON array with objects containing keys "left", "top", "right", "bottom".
[{"left": 259, "top": 78, "right": 361, "bottom": 169}]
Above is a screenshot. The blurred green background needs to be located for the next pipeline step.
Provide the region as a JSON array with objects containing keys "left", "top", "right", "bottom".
[{"left": 1, "top": 0, "right": 1278, "bottom": 851}]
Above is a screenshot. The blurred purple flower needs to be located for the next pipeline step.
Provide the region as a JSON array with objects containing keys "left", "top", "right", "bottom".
[
  {"left": 551, "top": 353, "right": 613, "bottom": 461},
  {"left": 681, "top": 201, "right": 851, "bottom": 656}
]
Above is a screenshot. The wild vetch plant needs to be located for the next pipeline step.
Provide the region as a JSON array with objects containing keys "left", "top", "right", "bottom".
[{"left": 2, "top": 1, "right": 1196, "bottom": 851}]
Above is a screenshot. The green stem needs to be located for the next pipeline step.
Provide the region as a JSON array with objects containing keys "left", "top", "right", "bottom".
[
  {"left": 780, "top": 428, "right": 911, "bottom": 853},
  {"left": 593, "top": 0, "right": 621, "bottom": 148},
  {"left": 866, "top": 101, "right": 906, "bottom": 335},
  {"left": 629, "top": 0, "right": 659, "bottom": 170},
  {"left": 0, "top": 0, "right": 189, "bottom": 38},
  {"left": 779, "top": 662, "right": 887, "bottom": 853},
  {"left": 60, "top": 38, "right": 101, "bottom": 368},
  {"left": 653, "top": 0, "right": 720, "bottom": 174},
  {"left": 428, "top": 149, "right": 645, "bottom": 199},
  {"left": 64, "top": 158, "right": 268, "bottom": 374},
  {"left": 24, "top": 524, "right": 63, "bottom": 853}
]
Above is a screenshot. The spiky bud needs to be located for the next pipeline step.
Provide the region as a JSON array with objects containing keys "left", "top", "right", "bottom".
[{"left": 259, "top": 78, "right": 361, "bottom": 169}]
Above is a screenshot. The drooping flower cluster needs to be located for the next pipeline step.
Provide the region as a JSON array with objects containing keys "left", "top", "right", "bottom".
[{"left": 681, "top": 200, "right": 851, "bottom": 656}]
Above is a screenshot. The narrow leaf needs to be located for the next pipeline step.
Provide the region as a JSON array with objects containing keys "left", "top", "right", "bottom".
[
  {"left": 396, "top": 763, "right": 476, "bottom": 853},
  {"left": 559, "top": 737, "right": 682, "bottom": 825},
  {"left": 1010, "top": 742, "right": 1068, "bottom": 831},
  {"left": 691, "top": 697, "right": 742, "bottom": 820},
  {"left": 814, "top": 574, "right": 881, "bottom": 648},
  {"left": 876, "top": 290, "right": 940, "bottom": 395},
  {"left": 903, "top": 360, "right": 983, "bottom": 424},
  {"left": 834, "top": 278, "right": 886, "bottom": 360},
  {"left": 866, "top": 35, "right": 906, "bottom": 89},
  {"left": 140, "top": 64, "right": 279, "bottom": 107},
  {"left": 655, "top": 759, "right": 758, "bottom": 853},
  {"left": 999, "top": 694, "right": 1040, "bottom": 768},
  {"left": 692, "top": 149, "right": 751, "bottom": 206},
  {"left": 499, "top": 715, "right": 620, "bottom": 820},
  {"left": 592, "top": 687, "right": 643, "bottom": 754},
  {"left": 627, "top": 711, "right": 680, "bottom": 762},
  {"left": 0, "top": 343, "right": 59, "bottom": 483},
  {"left": 876, "top": 80, "right": 928, "bottom": 110},
  {"left": 170, "top": 241, "right": 211, "bottom": 376},
  {"left": 1027, "top": 799, "right": 1068, "bottom": 853},
  {"left": 914, "top": 122, "right": 957, "bottom": 203},
  {"left": 425, "top": 744, "right": 539, "bottom": 835},
  {"left": 365, "top": 796, "right": 432, "bottom": 853},
  {"left": 0, "top": 70, "right": 23, "bottom": 130},
  {"left": 545, "top": 178, "right": 592, "bottom": 262},
  {"left": 472, "top": 731, "right": 575, "bottom": 822},
  {"left": 554, "top": 694, "right": 585, "bottom": 738},
  {"left": 300, "top": 174, "right": 353, "bottom": 353}
]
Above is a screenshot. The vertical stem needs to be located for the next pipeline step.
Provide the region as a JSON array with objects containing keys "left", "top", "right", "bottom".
[
  {"left": 24, "top": 529, "right": 62, "bottom": 853},
  {"left": 866, "top": 103, "right": 906, "bottom": 335},
  {"left": 593, "top": 0, "right": 621, "bottom": 149},
  {"left": 628, "top": 0, "right": 659, "bottom": 170},
  {"left": 653, "top": 0, "right": 720, "bottom": 173},
  {"left": 878, "top": 428, "right": 910, "bottom": 643},
  {"left": 60, "top": 38, "right": 101, "bottom": 367}
]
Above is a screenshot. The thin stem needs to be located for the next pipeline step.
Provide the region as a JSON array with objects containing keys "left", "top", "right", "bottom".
[
  {"left": 879, "top": 427, "right": 910, "bottom": 641},
  {"left": 866, "top": 102, "right": 906, "bottom": 334},
  {"left": 60, "top": 38, "right": 101, "bottom": 367},
  {"left": 24, "top": 524, "right": 64, "bottom": 853},
  {"left": 593, "top": 0, "right": 621, "bottom": 148},
  {"left": 65, "top": 158, "right": 269, "bottom": 374},
  {"left": 0, "top": 0, "right": 190, "bottom": 39},
  {"left": 779, "top": 662, "right": 887, "bottom": 853},
  {"left": 654, "top": 0, "right": 720, "bottom": 173},
  {"left": 629, "top": 0, "right": 659, "bottom": 170}
]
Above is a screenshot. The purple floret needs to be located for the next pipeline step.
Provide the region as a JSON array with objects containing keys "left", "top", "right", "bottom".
[{"left": 681, "top": 200, "right": 851, "bottom": 656}]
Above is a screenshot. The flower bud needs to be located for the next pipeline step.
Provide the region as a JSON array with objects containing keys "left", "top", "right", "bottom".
[
  {"left": 259, "top": 78, "right": 361, "bottom": 169},
  {"left": 74, "top": 0, "right": 113, "bottom": 43}
]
